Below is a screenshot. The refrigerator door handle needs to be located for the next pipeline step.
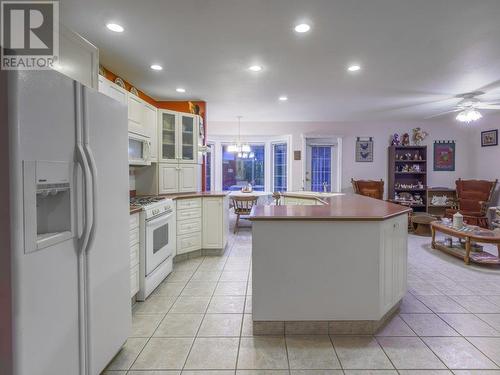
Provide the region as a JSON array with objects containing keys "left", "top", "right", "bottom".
[
  {"left": 84, "top": 144, "right": 98, "bottom": 253},
  {"left": 81, "top": 87, "right": 98, "bottom": 255},
  {"left": 76, "top": 86, "right": 93, "bottom": 256},
  {"left": 75, "top": 82, "right": 91, "bottom": 375}
]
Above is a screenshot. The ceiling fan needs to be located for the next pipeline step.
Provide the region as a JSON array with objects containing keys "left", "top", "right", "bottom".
[{"left": 426, "top": 91, "right": 500, "bottom": 123}]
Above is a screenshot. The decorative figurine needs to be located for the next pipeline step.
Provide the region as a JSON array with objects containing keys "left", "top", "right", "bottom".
[
  {"left": 391, "top": 133, "right": 401, "bottom": 146},
  {"left": 401, "top": 133, "right": 410, "bottom": 146},
  {"left": 412, "top": 127, "right": 428, "bottom": 145}
]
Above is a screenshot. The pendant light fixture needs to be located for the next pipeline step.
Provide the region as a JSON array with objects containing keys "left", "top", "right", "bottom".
[{"left": 228, "top": 116, "right": 253, "bottom": 158}]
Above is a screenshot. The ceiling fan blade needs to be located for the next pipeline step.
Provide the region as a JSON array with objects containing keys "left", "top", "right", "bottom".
[
  {"left": 476, "top": 79, "right": 500, "bottom": 94},
  {"left": 424, "top": 108, "right": 461, "bottom": 119},
  {"left": 476, "top": 104, "right": 500, "bottom": 110}
]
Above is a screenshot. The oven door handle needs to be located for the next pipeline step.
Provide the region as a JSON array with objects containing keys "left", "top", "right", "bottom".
[{"left": 146, "top": 212, "right": 174, "bottom": 227}]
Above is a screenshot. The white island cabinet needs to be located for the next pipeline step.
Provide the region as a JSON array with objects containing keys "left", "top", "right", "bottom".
[{"left": 250, "top": 194, "right": 410, "bottom": 334}]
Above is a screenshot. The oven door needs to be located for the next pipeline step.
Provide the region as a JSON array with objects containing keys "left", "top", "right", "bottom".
[
  {"left": 129, "top": 132, "right": 151, "bottom": 166},
  {"left": 145, "top": 210, "right": 175, "bottom": 276}
]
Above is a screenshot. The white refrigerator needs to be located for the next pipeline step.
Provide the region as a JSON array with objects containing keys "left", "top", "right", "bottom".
[{"left": 5, "top": 70, "right": 131, "bottom": 375}]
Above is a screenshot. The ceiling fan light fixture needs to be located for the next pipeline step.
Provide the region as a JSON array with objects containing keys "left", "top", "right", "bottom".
[{"left": 456, "top": 108, "right": 482, "bottom": 123}]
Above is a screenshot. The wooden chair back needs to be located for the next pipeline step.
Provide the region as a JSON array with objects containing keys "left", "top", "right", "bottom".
[
  {"left": 455, "top": 178, "right": 498, "bottom": 214},
  {"left": 231, "top": 196, "right": 258, "bottom": 215},
  {"left": 351, "top": 179, "right": 384, "bottom": 200}
]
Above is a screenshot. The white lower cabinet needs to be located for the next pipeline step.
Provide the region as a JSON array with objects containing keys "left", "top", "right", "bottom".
[
  {"left": 202, "top": 197, "right": 228, "bottom": 249},
  {"left": 177, "top": 232, "right": 202, "bottom": 255},
  {"left": 176, "top": 198, "right": 202, "bottom": 255},
  {"left": 129, "top": 212, "right": 140, "bottom": 298},
  {"left": 176, "top": 196, "right": 228, "bottom": 256}
]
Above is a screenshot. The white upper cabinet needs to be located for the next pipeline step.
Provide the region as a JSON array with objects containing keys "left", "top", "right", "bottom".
[
  {"left": 159, "top": 110, "right": 178, "bottom": 163},
  {"left": 143, "top": 103, "right": 157, "bottom": 162},
  {"left": 179, "top": 164, "right": 201, "bottom": 192},
  {"left": 98, "top": 75, "right": 127, "bottom": 105},
  {"left": 128, "top": 94, "right": 146, "bottom": 136},
  {"left": 56, "top": 25, "right": 99, "bottom": 89},
  {"left": 179, "top": 113, "right": 197, "bottom": 163},
  {"left": 158, "top": 110, "right": 199, "bottom": 164}
]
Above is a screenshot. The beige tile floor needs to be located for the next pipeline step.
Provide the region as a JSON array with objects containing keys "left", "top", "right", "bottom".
[{"left": 105, "top": 220, "right": 500, "bottom": 375}]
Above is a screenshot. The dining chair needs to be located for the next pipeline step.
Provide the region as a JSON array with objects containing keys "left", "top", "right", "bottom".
[
  {"left": 272, "top": 192, "right": 282, "bottom": 205},
  {"left": 231, "top": 196, "right": 258, "bottom": 233},
  {"left": 351, "top": 178, "right": 384, "bottom": 200}
]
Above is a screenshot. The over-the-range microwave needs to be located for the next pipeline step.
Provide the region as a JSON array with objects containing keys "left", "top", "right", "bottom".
[{"left": 128, "top": 132, "right": 151, "bottom": 166}]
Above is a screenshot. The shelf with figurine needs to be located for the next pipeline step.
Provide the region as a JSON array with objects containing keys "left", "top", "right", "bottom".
[
  {"left": 388, "top": 128, "right": 429, "bottom": 212},
  {"left": 426, "top": 187, "right": 456, "bottom": 217}
]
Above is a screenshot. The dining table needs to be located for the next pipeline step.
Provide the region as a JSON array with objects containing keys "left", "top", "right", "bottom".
[{"left": 227, "top": 190, "right": 274, "bottom": 205}]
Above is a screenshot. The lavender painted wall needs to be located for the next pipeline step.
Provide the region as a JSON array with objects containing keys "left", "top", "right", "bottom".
[
  {"left": 209, "top": 118, "right": 474, "bottom": 197},
  {"left": 470, "top": 113, "right": 500, "bottom": 204}
]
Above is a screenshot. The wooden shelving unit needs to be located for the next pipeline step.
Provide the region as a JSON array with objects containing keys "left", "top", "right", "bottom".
[
  {"left": 388, "top": 146, "right": 428, "bottom": 212},
  {"left": 427, "top": 187, "right": 456, "bottom": 217}
]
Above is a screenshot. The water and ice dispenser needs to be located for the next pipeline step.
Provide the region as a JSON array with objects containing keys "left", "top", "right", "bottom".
[{"left": 23, "top": 160, "right": 75, "bottom": 253}]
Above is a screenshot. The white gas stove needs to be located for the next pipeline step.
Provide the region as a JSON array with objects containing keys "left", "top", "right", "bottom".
[{"left": 130, "top": 196, "right": 176, "bottom": 300}]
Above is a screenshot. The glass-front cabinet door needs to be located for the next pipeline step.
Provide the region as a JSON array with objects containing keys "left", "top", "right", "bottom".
[
  {"left": 179, "top": 114, "right": 196, "bottom": 163},
  {"left": 160, "top": 111, "right": 177, "bottom": 162}
]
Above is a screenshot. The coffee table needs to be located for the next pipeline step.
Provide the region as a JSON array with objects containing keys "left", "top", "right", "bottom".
[{"left": 430, "top": 221, "right": 500, "bottom": 265}]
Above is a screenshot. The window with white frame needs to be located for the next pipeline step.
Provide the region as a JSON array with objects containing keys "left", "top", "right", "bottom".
[
  {"left": 272, "top": 143, "right": 287, "bottom": 192},
  {"left": 208, "top": 136, "right": 291, "bottom": 192},
  {"left": 205, "top": 143, "right": 214, "bottom": 191},
  {"left": 222, "top": 144, "right": 265, "bottom": 191}
]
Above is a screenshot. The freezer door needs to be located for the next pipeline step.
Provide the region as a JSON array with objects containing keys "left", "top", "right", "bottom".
[
  {"left": 83, "top": 86, "right": 131, "bottom": 374},
  {"left": 9, "top": 70, "right": 81, "bottom": 375}
]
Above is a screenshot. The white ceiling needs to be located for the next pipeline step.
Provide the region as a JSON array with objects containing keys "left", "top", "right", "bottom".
[{"left": 61, "top": 0, "right": 500, "bottom": 122}]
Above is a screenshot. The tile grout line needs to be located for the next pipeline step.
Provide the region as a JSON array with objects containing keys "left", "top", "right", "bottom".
[
  {"left": 127, "top": 254, "right": 205, "bottom": 372},
  {"left": 327, "top": 333, "right": 344, "bottom": 373},
  {"left": 234, "top": 232, "right": 252, "bottom": 374},
  {"left": 180, "top": 231, "right": 236, "bottom": 372}
]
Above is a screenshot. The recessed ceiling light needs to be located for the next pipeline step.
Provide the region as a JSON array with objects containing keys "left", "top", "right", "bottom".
[
  {"left": 294, "top": 23, "right": 311, "bottom": 33},
  {"left": 279, "top": 96, "right": 288, "bottom": 101},
  {"left": 248, "top": 65, "right": 263, "bottom": 72},
  {"left": 347, "top": 64, "right": 361, "bottom": 72},
  {"left": 150, "top": 64, "right": 163, "bottom": 71},
  {"left": 176, "top": 88, "right": 186, "bottom": 93},
  {"left": 106, "top": 23, "right": 124, "bottom": 33}
]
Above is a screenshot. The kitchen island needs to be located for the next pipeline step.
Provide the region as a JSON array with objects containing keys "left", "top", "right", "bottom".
[{"left": 249, "top": 193, "right": 411, "bottom": 334}]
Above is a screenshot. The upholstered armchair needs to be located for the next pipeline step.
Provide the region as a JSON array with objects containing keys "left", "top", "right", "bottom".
[
  {"left": 445, "top": 178, "right": 498, "bottom": 228},
  {"left": 351, "top": 179, "right": 384, "bottom": 200}
]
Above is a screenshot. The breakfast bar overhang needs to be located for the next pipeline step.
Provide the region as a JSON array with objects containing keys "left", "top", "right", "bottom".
[{"left": 249, "top": 193, "right": 412, "bottom": 334}]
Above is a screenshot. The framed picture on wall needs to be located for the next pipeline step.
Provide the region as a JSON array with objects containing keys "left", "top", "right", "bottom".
[
  {"left": 433, "top": 141, "right": 455, "bottom": 171},
  {"left": 481, "top": 129, "right": 498, "bottom": 147},
  {"left": 355, "top": 137, "right": 373, "bottom": 162}
]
